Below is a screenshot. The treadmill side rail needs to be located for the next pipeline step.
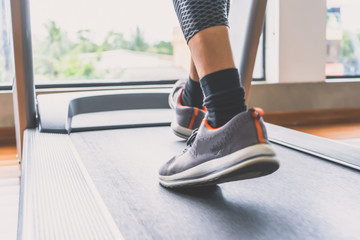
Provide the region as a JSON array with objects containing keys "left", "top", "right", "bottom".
[
  {"left": 37, "top": 89, "right": 170, "bottom": 133},
  {"left": 266, "top": 123, "right": 360, "bottom": 171},
  {"left": 18, "top": 129, "right": 123, "bottom": 240}
]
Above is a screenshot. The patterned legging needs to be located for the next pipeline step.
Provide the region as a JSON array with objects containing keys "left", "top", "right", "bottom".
[{"left": 172, "top": 0, "right": 230, "bottom": 42}]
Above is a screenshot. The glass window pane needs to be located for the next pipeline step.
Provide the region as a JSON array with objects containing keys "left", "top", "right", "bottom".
[
  {"left": 0, "top": 0, "right": 14, "bottom": 87},
  {"left": 30, "top": 0, "right": 265, "bottom": 85},
  {"left": 326, "top": 0, "right": 360, "bottom": 77},
  {"left": 252, "top": 32, "right": 264, "bottom": 80},
  {"left": 30, "top": 0, "right": 189, "bottom": 84}
]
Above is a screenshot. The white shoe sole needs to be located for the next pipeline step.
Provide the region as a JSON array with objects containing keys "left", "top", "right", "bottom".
[
  {"left": 159, "top": 144, "right": 279, "bottom": 188},
  {"left": 168, "top": 91, "right": 176, "bottom": 110},
  {"left": 171, "top": 121, "right": 193, "bottom": 139}
]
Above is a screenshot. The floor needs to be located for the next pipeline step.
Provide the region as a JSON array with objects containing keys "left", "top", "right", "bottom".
[
  {"left": 0, "top": 145, "right": 19, "bottom": 240},
  {"left": 290, "top": 122, "right": 360, "bottom": 147},
  {"left": 70, "top": 125, "right": 360, "bottom": 239},
  {"left": 0, "top": 122, "right": 359, "bottom": 239}
]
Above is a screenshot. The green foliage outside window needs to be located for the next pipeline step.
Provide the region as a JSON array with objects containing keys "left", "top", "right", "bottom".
[
  {"left": 33, "top": 21, "right": 173, "bottom": 81},
  {"left": 339, "top": 31, "right": 360, "bottom": 75}
]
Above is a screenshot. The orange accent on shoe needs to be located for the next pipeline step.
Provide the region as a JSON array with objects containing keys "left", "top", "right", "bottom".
[
  {"left": 204, "top": 118, "right": 222, "bottom": 130},
  {"left": 178, "top": 88, "right": 185, "bottom": 107},
  {"left": 254, "top": 118, "right": 266, "bottom": 143},
  {"left": 250, "top": 108, "right": 266, "bottom": 144},
  {"left": 202, "top": 106, "right": 207, "bottom": 112},
  {"left": 254, "top": 107, "right": 264, "bottom": 117},
  {"left": 188, "top": 108, "right": 199, "bottom": 129}
]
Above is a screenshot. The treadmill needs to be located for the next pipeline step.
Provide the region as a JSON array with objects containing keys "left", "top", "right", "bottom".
[{"left": 11, "top": 0, "right": 360, "bottom": 239}]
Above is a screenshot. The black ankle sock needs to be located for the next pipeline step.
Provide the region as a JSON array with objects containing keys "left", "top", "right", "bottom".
[
  {"left": 200, "top": 68, "right": 247, "bottom": 128},
  {"left": 181, "top": 77, "right": 204, "bottom": 109}
]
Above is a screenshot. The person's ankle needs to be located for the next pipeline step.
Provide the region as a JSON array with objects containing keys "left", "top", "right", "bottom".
[
  {"left": 206, "top": 106, "right": 246, "bottom": 128},
  {"left": 180, "top": 77, "right": 204, "bottom": 109},
  {"left": 200, "top": 68, "right": 247, "bottom": 128}
]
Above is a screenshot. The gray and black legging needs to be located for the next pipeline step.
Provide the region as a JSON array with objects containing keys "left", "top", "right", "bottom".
[{"left": 173, "top": 0, "right": 230, "bottom": 43}]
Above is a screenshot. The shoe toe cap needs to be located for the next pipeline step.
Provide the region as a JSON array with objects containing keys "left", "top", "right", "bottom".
[{"left": 158, "top": 156, "right": 177, "bottom": 176}]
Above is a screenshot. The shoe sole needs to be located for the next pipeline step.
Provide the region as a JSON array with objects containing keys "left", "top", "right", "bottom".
[
  {"left": 168, "top": 91, "right": 176, "bottom": 110},
  {"left": 171, "top": 121, "right": 193, "bottom": 139},
  {"left": 159, "top": 144, "right": 279, "bottom": 188}
]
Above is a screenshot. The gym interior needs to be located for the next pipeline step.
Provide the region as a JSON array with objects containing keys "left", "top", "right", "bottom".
[{"left": 0, "top": 0, "right": 360, "bottom": 239}]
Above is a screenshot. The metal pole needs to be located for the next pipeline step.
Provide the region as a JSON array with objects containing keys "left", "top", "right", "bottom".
[
  {"left": 10, "top": 0, "right": 36, "bottom": 161},
  {"left": 240, "top": 0, "right": 267, "bottom": 103}
]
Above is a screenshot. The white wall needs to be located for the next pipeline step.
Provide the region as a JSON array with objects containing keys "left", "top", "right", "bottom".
[
  {"left": 249, "top": 82, "right": 360, "bottom": 111},
  {"left": 267, "top": 0, "right": 327, "bottom": 83}
]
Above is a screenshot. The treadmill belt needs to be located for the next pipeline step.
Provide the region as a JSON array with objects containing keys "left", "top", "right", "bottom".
[{"left": 70, "top": 126, "right": 360, "bottom": 240}]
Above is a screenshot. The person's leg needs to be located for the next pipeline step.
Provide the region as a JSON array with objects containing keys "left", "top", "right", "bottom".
[
  {"left": 167, "top": 57, "right": 206, "bottom": 139},
  {"left": 180, "top": 58, "right": 203, "bottom": 109},
  {"left": 189, "top": 58, "right": 199, "bottom": 82},
  {"left": 188, "top": 26, "right": 246, "bottom": 127},
  {"left": 173, "top": 0, "right": 246, "bottom": 128},
  {"left": 178, "top": 0, "right": 232, "bottom": 114},
  {"left": 188, "top": 26, "right": 235, "bottom": 78},
  {"left": 159, "top": 0, "right": 278, "bottom": 188}
]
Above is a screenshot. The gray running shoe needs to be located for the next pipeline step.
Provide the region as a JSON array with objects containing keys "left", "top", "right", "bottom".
[
  {"left": 168, "top": 79, "right": 206, "bottom": 139},
  {"left": 159, "top": 108, "right": 279, "bottom": 188}
]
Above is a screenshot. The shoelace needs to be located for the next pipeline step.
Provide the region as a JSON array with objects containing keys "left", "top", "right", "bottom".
[{"left": 186, "top": 128, "right": 199, "bottom": 147}]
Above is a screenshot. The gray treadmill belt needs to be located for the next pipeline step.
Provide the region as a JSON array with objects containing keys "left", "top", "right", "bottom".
[{"left": 70, "top": 126, "right": 360, "bottom": 240}]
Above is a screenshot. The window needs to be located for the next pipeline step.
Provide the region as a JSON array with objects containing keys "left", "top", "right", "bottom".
[
  {"left": 30, "top": 0, "right": 265, "bottom": 85},
  {"left": 0, "top": 0, "right": 14, "bottom": 88},
  {"left": 326, "top": 0, "right": 360, "bottom": 77},
  {"left": 31, "top": 0, "right": 187, "bottom": 84},
  {"left": 252, "top": 32, "right": 264, "bottom": 80},
  {"left": 30, "top": 0, "right": 187, "bottom": 84}
]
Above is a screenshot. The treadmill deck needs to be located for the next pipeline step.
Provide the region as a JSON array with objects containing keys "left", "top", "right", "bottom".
[{"left": 70, "top": 126, "right": 360, "bottom": 240}]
